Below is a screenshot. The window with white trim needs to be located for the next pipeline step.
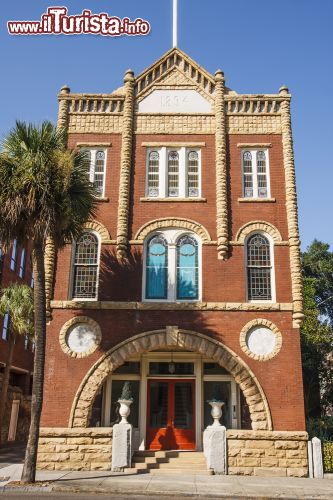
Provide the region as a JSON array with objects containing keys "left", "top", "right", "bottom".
[
  {"left": 146, "top": 147, "right": 201, "bottom": 198},
  {"left": 2, "top": 313, "right": 9, "bottom": 341},
  {"left": 242, "top": 150, "right": 270, "bottom": 198},
  {"left": 144, "top": 230, "right": 200, "bottom": 301},
  {"left": 82, "top": 149, "right": 107, "bottom": 197},
  {"left": 72, "top": 232, "right": 100, "bottom": 299},
  {"left": 10, "top": 239, "right": 17, "bottom": 271},
  {"left": 246, "top": 233, "right": 273, "bottom": 301},
  {"left": 19, "top": 248, "right": 26, "bottom": 278}
]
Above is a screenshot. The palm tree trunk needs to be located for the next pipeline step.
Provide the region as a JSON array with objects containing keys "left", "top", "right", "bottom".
[
  {"left": 0, "top": 331, "right": 17, "bottom": 443},
  {"left": 21, "top": 242, "right": 46, "bottom": 483}
]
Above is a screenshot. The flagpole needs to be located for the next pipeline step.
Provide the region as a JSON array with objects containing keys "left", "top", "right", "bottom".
[{"left": 173, "top": 0, "right": 178, "bottom": 47}]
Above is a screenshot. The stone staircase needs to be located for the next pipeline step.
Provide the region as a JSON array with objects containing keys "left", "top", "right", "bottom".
[{"left": 126, "top": 450, "right": 212, "bottom": 475}]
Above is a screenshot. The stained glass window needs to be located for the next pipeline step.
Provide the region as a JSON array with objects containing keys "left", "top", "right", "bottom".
[
  {"left": 243, "top": 151, "right": 253, "bottom": 198},
  {"left": 256, "top": 151, "right": 268, "bottom": 198},
  {"left": 168, "top": 151, "right": 179, "bottom": 197},
  {"left": 176, "top": 236, "right": 198, "bottom": 300},
  {"left": 82, "top": 149, "right": 106, "bottom": 197},
  {"left": 187, "top": 151, "right": 199, "bottom": 197},
  {"left": 247, "top": 234, "right": 272, "bottom": 300},
  {"left": 72, "top": 233, "right": 99, "bottom": 299},
  {"left": 242, "top": 149, "right": 269, "bottom": 198},
  {"left": 147, "top": 151, "right": 160, "bottom": 197},
  {"left": 146, "top": 235, "right": 168, "bottom": 299}
]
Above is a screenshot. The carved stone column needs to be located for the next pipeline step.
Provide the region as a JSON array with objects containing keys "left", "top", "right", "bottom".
[
  {"left": 44, "top": 86, "right": 71, "bottom": 318},
  {"left": 279, "top": 86, "right": 304, "bottom": 327},
  {"left": 214, "top": 70, "right": 228, "bottom": 260},
  {"left": 116, "top": 70, "right": 135, "bottom": 259}
]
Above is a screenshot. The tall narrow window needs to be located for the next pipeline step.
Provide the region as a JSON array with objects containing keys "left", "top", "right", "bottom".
[
  {"left": 2, "top": 313, "right": 9, "bottom": 341},
  {"left": 242, "top": 149, "right": 270, "bottom": 198},
  {"left": 10, "top": 239, "right": 17, "bottom": 271},
  {"left": 147, "top": 151, "right": 160, "bottom": 197},
  {"left": 256, "top": 151, "right": 268, "bottom": 198},
  {"left": 82, "top": 149, "right": 106, "bottom": 197},
  {"left": 19, "top": 248, "right": 26, "bottom": 278},
  {"left": 242, "top": 151, "right": 253, "bottom": 198},
  {"left": 176, "top": 236, "right": 198, "bottom": 300},
  {"left": 146, "top": 236, "right": 168, "bottom": 299},
  {"left": 168, "top": 151, "right": 179, "bottom": 197},
  {"left": 247, "top": 234, "right": 272, "bottom": 300},
  {"left": 30, "top": 272, "right": 34, "bottom": 289},
  {"left": 187, "top": 151, "right": 199, "bottom": 197},
  {"left": 72, "top": 232, "right": 99, "bottom": 299}
]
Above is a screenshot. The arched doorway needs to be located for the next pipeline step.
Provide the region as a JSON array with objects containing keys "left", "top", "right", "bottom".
[{"left": 69, "top": 328, "right": 272, "bottom": 450}]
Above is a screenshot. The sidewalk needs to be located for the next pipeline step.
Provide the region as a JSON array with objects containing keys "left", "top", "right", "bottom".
[{"left": 1, "top": 468, "right": 333, "bottom": 499}]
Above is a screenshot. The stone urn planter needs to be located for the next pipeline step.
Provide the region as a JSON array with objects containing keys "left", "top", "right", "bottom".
[
  {"left": 118, "top": 381, "right": 134, "bottom": 424},
  {"left": 208, "top": 401, "right": 225, "bottom": 427}
]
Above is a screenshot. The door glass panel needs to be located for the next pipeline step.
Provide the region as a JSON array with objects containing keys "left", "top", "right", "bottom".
[
  {"left": 174, "top": 382, "right": 193, "bottom": 429},
  {"left": 149, "top": 362, "right": 194, "bottom": 375},
  {"left": 110, "top": 380, "right": 139, "bottom": 427},
  {"left": 204, "top": 381, "right": 231, "bottom": 429},
  {"left": 149, "top": 382, "right": 168, "bottom": 428}
]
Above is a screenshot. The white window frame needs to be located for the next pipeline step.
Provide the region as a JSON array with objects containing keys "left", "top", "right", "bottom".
[
  {"left": 145, "top": 147, "right": 201, "bottom": 199},
  {"left": 81, "top": 148, "right": 107, "bottom": 198},
  {"left": 241, "top": 149, "right": 271, "bottom": 198},
  {"left": 10, "top": 239, "right": 17, "bottom": 271},
  {"left": 69, "top": 230, "right": 101, "bottom": 301},
  {"left": 19, "top": 248, "right": 26, "bottom": 278},
  {"left": 2, "top": 313, "right": 9, "bottom": 341},
  {"left": 142, "top": 229, "right": 202, "bottom": 302},
  {"left": 245, "top": 231, "right": 276, "bottom": 303}
]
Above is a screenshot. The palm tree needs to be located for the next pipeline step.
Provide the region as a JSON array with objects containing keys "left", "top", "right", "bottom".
[
  {"left": 0, "top": 121, "right": 97, "bottom": 482},
  {"left": 0, "top": 283, "right": 34, "bottom": 441}
]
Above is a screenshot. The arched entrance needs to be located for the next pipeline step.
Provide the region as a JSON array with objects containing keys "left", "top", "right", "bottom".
[{"left": 69, "top": 329, "right": 272, "bottom": 444}]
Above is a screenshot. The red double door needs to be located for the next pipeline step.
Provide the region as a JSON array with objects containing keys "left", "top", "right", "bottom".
[{"left": 147, "top": 379, "right": 195, "bottom": 450}]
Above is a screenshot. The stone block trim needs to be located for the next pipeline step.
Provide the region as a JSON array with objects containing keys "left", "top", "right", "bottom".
[
  {"left": 37, "top": 427, "right": 112, "bottom": 471},
  {"left": 134, "top": 217, "right": 212, "bottom": 242},
  {"left": 226, "top": 430, "right": 308, "bottom": 477},
  {"left": 84, "top": 220, "right": 111, "bottom": 242},
  {"left": 239, "top": 319, "right": 282, "bottom": 361},
  {"left": 227, "top": 115, "right": 282, "bottom": 134},
  {"left": 68, "top": 329, "right": 272, "bottom": 431},
  {"left": 234, "top": 221, "right": 283, "bottom": 245},
  {"left": 59, "top": 316, "right": 102, "bottom": 358}
]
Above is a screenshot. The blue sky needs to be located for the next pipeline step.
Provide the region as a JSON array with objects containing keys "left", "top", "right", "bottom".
[{"left": 1, "top": 0, "right": 332, "bottom": 250}]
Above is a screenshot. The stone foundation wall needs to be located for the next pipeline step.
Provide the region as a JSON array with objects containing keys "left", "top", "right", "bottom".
[
  {"left": 226, "top": 430, "right": 308, "bottom": 477},
  {"left": 37, "top": 427, "right": 112, "bottom": 471}
]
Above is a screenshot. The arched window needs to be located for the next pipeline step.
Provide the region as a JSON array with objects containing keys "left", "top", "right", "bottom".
[
  {"left": 168, "top": 151, "right": 179, "bottom": 197},
  {"left": 72, "top": 232, "right": 99, "bottom": 299},
  {"left": 247, "top": 234, "right": 272, "bottom": 300},
  {"left": 176, "top": 236, "right": 198, "bottom": 300},
  {"left": 242, "top": 151, "right": 253, "bottom": 198},
  {"left": 147, "top": 151, "right": 160, "bottom": 197},
  {"left": 146, "top": 235, "right": 168, "bottom": 299},
  {"left": 256, "top": 151, "right": 268, "bottom": 198},
  {"left": 187, "top": 151, "right": 199, "bottom": 197}
]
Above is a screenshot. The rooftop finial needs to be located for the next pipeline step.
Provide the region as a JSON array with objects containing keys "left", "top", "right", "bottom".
[{"left": 173, "top": 0, "right": 178, "bottom": 47}]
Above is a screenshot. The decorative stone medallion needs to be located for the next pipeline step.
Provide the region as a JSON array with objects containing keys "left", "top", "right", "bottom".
[
  {"left": 59, "top": 316, "right": 101, "bottom": 358},
  {"left": 240, "top": 319, "right": 282, "bottom": 361}
]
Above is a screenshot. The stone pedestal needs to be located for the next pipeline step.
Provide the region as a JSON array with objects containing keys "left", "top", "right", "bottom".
[
  {"left": 203, "top": 425, "right": 226, "bottom": 474},
  {"left": 111, "top": 423, "right": 132, "bottom": 472}
]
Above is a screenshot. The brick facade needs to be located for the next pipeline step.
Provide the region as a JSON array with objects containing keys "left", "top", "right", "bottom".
[{"left": 39, "top": 48, "right": 306, "bottom": 476}]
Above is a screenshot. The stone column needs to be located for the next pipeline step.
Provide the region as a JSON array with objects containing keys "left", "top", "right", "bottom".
[
  {"left": 116, "top": 70, "right": 135, "bottom": 259},
  {"left": 44, "top": 85, "right": 71, "bottom": 319},
  {"left": 279, "top": 86, "right": 304, "bottom": 327},
  {"left": 57, "top": 85, "right": 70, "bottom": 130},
  {"left": 215, "top": 70, "right": 228, "bottom": 260}
]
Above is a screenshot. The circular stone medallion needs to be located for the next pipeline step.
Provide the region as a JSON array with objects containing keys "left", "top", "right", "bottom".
[
  {"left": 67, "top": 324, "right": 97, "bottom": 354},
  {"left": 246, "top": 327, "right": 276, "bottom": 357},
  {"left": 59, "top": 317, "right": 101, "bottom": 358}
]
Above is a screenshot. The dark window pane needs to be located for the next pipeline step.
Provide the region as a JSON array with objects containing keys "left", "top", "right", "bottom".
[
  {"left": 149, "top": 362, "right": 194, "bottom": 375},
  {"left": 203, "top": 363, "right": 229, "bottom": 375},
  {"left": 174, "top": 382, "right": 193, "bottom": 429},
  {"left": 113, "top": 362, "right": 141, "bottom": 375},
  {"left": 149, "top": 382, "right": 168, "bottom": 428}
]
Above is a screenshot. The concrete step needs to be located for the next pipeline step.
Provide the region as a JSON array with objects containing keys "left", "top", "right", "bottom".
[{"left": 129, "top": 450, "right": 210, "bottom": 475}]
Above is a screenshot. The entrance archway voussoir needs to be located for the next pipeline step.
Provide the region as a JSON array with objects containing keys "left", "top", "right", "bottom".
[{"left": 69, "top": 329, "right": 272, "bottom": 431}]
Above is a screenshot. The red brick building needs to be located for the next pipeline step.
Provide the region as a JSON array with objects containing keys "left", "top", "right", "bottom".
[
  {"left": 0, "top": 240, "right": 34, "bottom": 441},
  {"left": 38, "top": 49, "right": 308, "bottom": 476}
]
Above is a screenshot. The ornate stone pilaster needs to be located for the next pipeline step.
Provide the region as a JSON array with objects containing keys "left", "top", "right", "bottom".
[
  {"left": 57, "top": 85, "right": 70, "bottom": 130},
  {"left": 116, "top": 70, "right": 135, "bottom": 259},
  {"left": 214, "top": 70, "right": 228, "bottom": 259},
  {"left": 44, "top": 236, "right": 56, "bottom": 319},
  {"left": 279, "top": 86, "right": 304, "bottom": 327}
]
